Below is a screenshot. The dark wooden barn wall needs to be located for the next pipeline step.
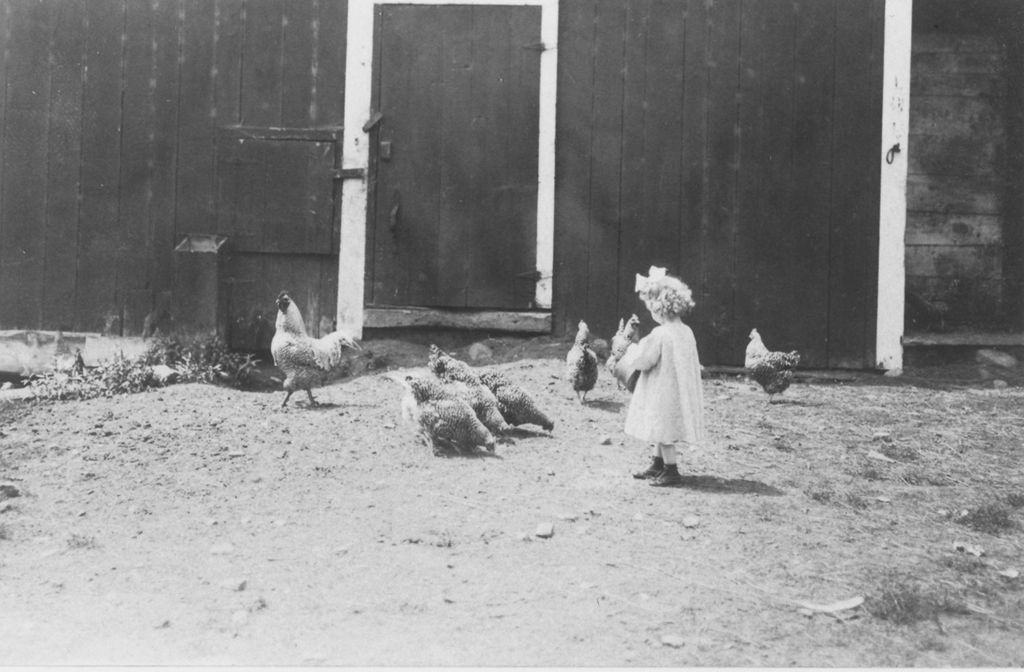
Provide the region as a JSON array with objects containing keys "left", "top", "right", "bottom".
[
  {"left": 553, "top": 0, "right": 885, "bottom": 368},
  {"left": 0, "top": 0, "right": 346, "bottom": 340}
]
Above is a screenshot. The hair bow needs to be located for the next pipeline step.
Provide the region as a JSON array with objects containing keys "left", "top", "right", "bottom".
[{"left": 634, "top": 265, "right": 667, "bottom": 293}]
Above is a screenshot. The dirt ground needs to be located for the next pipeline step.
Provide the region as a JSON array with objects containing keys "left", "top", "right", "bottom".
[{"left": 1, "top": 335, "right": 1023, "bottom": 666}]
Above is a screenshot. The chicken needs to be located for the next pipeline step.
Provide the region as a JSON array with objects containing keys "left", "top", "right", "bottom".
[
  {"left": 391, "top": 374, "right": 496, "bottom": 455},
  {"left": 271, "top": 291, "right": 361, "bottom": 407},
  {"left": 606, "top": 314, "right": 641, "bottom": 391},
  {"left": 566, "top": 320, "right": 599, "bottom": 403},
  {"left": 745, "top": 328, "right": 800, "bottom": 403},
  {"left": 427, "top": 345, "right": 509, "bottom": 434},
  {"left": 479, "top": 370, "right": 554, "bottom": 432}
]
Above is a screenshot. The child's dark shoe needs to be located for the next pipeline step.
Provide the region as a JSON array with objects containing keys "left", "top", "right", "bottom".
[
  {"left": 649, "top": 464, "right": 681, "bottom": 487},
  {"left": 632, "top": 456, "right": 664, "bottom": 480}
]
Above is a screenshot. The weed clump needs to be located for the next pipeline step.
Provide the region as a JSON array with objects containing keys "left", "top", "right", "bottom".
[
  {"left": 956, "top": 504, "right": 1017, "bottom": 536},
  {"left": 866, "top": 573, "right": 969, "bottom": 625},
  {"left": 28, "top": 335, "right": 257, "bottom": 402},
  {"left": 1004, "top": 493, "right": 1024, "bottom": 509}
]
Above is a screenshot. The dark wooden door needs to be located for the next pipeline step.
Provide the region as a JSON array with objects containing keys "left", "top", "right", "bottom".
[{"left": 368, "top": 4, "right": 542, "bottom": 310}]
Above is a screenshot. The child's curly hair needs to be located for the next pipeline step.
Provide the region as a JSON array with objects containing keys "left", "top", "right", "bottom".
[{"left": 638, "top": 273, "right": 695, "bottom": 318}]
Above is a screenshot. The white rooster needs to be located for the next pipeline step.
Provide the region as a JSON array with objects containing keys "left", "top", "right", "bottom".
[{"left": 271, "top": 291, "right": 361, "bottom": 407}]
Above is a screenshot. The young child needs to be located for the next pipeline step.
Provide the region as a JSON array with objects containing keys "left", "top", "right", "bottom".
[{"left": 618, "top": 266, "right": 706, "bottom": 487}]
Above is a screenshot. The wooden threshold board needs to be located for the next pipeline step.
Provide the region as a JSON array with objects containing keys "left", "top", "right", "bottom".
[{"left": 903, "top": 332, "right": 1024, "bottom": 347}]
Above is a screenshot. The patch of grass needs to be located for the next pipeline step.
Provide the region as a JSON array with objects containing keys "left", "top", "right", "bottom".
[
  {"left": 66, "top": 533, "right": 98, "bottom": 550},
  {"left": 956, "top": 503, "right": 1017, "bottom": 535},
  {"left": 844, "top": 492, "right": 869, "bottom": 510},
  {"left": 28, "top": 335, "right": 258, "bottom": 402},
  {"left": 805, "top": 483, "right": 835, "bottom": 504},
  {"left": 880, "top": 442, "right": 920, "bottom": 462},
  {"left": 1004, "top": 493, "right": 1024, "bottom": 509},
  {"left": 940, "top": 553, "right": 988, "bottom": 575},
  {"left": 898, "top": 467, "right": 952, "bottom": 487},
  {"left": 866, "top": 573, "right": 970, "bottom": 625},
  {"left": 854, "top": 463, "right": 886, "bottom": 482},
  {"left": 142, "top": 334, "right": 258, "bottom": 386}
]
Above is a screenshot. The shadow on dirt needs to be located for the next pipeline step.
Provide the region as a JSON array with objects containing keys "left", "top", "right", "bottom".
[
  {"left": 504, "top": 427, "right": 554, "bottom": 439},
  {"left": 434, "top": 449, "right": 504, "bottom": 460},
  {"left": 767, "top": 398, "right": 825, "bottom": 407},
  {"left": 583, "top": 398, "right": 625, "bottom": 412},
  {"left": 674, "top": 474, "right": 785, "bottom": 496}
]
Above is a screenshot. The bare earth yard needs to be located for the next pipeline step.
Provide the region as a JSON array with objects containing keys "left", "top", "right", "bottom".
[{"left": 1, "top": 337, "right": 1023, "bottom": 666}]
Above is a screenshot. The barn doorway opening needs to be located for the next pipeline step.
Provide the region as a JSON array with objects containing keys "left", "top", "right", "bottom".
[{"left": 905, "top": 0, "right": 1024, "bottom": 339}]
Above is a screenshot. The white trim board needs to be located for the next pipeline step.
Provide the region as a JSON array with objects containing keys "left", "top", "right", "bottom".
[
  {"left": 876, "top": 0, "right": 912, "bottom": 372},
  {"left": 338, "top": 0, "right": 559, "bottom": 338}
]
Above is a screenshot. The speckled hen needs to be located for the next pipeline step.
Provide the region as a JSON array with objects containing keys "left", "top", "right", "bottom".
[{"left": 478, "top": 370, "right": 554, "bottom": 432}]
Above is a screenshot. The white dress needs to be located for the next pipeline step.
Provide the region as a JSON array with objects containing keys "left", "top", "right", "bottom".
[{"left": 619, "top": 320, "right": 706, "bottom": 446}]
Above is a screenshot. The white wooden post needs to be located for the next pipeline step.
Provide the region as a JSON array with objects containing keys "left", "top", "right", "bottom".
[
  {"left": 876, "top": 0, "right": 913, "bottom": 372},
  {"left": 337, "top": 0, "right": 375, "bottom": 338}
]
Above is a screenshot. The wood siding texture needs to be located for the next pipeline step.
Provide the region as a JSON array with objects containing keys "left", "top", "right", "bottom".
[
  {"left": 906, "top": 8, "right": 1024, "bottom": 332},
  {"left": 0, "top": 0, "right": 347, "bottom": 343},
  {"left": 553, "top": 0, "right": 885, "bottom": 368},
  {"left": 0, "top": 0, "right": 889, "bottom": 367}
]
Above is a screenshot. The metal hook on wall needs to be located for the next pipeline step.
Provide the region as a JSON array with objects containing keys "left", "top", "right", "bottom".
[{"left": 885, "top": 143, "right": 901, "bottom": 165}]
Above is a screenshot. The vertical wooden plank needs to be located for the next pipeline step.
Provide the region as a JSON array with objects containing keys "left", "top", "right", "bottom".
[
  {"left": 0, "top": 0, "right": 51, "bottom": 329},
  {"left": 735, "top": 0, "right": 808, "bottom": 362},
  {"left": 77, "top": 0, "right": 123, "bottom": 333},
  {"left": 315, "top": 0, "right": 347, "bottom": 126},
  {"left": 732, "top": 0, "right": 768, "bottom": 356},
  {"left": 148, "top": 0, "right": 181, "bottom": 327},
  {"left": 787, "top": 0, "right": 835, "bottom": 366},
  {"left": 584, "top": 0, "right": 626, "bottom": 337},
  {"left": 119, "top": 0, "right": 158, "bottom": 335},
  {"left": 621, "top": 0, "right": 688, "bottom": 335},
  {"left": 177, "top": 0, "right": 215, "bottom": 243},
  {"left": 317, "top": 0, "right": 346, "bottom": 271},
  {"left": 700, "top": 0, "right": 742, "bottom": 363},
  {"left": 643, "top": 1, "right": 685, "bottom": 279},
  {"left": 830, "top": 0, "right": 883, "bottom": 367},
  {"left": 43, "top": 0, "right": 87, "bottom": 331},
  {"left": 0, "top": 2, "right": 7, "bottom": 327},
  {"left": 464, "top": 6, "right": 541, "bottom": 308},
  {"left": 616, "top": 0, "right": 651, "bottom": 329},
  {"left": 241, "top": 0, "right": 284, "bottom": 126},
  {"left": 509, "top": 1, "right": 544, "bottom": 307},
  {"left": 434, "top": 6, "right": 475, "bottom": 306},
  {"left": 372, "top": 5, "right": 444, "bottom": 306},
  {"left": 1004, "top": 25, "right": 1024, "bottom": 330},
  {"left": 680, "top": 0, "right": 709, "bottom": 348},
  {"left": 553, "top": 0, "right": 598, "bottom": 335},
  {"left": 280, "top": 0, "right": 315, "bottom": 127},
  {"left": 214, "top": 0, "right": 244, "bottom": 127}
]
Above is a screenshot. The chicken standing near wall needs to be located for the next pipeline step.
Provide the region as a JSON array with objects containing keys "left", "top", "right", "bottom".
[
  {"left": 745, "top": 328, "right": 800, "bottom": 404},
  {"left": 566, "top": 320, "right": 599, "bottom": 403},
  {"left": 271, "top": 291, "right": 361, "bottom": 408}
]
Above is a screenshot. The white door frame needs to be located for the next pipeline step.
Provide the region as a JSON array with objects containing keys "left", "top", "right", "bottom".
[
  {"left": 337, "top": 0, "right": 559, "bottom": 338},
  {"left": 876, "top": 0, "right": 912, "bottom": 372}
]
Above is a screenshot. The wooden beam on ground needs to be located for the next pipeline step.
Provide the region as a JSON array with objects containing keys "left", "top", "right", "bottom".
[{"left": 363, "top": 306, "right": 552, "bottom": 333}]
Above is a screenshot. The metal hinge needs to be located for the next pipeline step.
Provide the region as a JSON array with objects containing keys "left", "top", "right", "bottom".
[{"left": 330, "top": 168, "right": 366, "bottom": 180}]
